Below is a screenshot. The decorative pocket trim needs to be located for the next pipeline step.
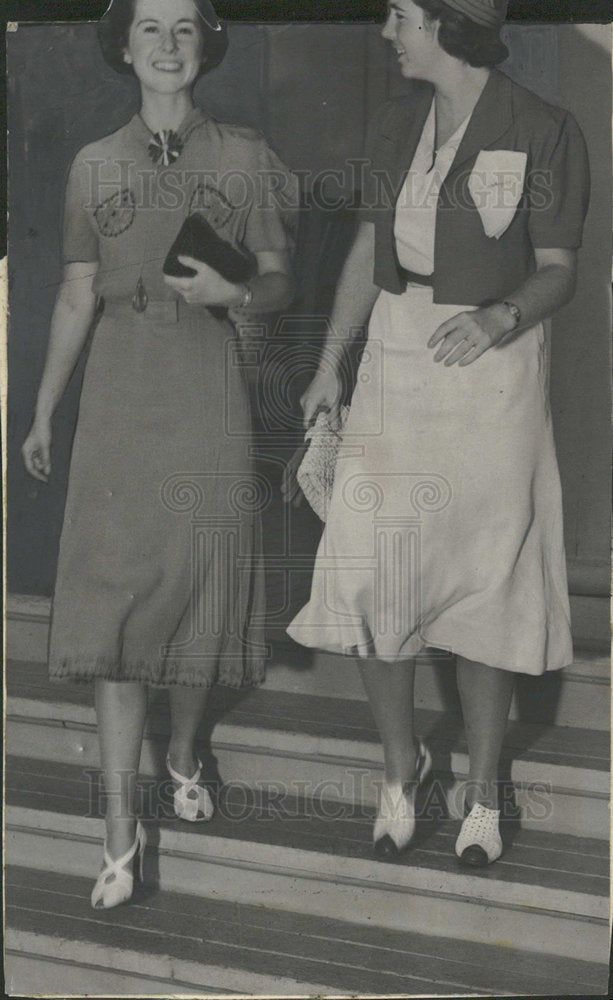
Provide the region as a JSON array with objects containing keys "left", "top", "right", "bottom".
[{"left": 94, "top": 188, "right": 135, "bottom": 238}]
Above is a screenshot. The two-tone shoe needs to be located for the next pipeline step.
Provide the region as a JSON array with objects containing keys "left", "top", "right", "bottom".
[
  {"left": 455, "top": 802, "right": 503, "bottom": 867},
  {"left": 373, "top": 740, "right": 433, "bottom": 857}
]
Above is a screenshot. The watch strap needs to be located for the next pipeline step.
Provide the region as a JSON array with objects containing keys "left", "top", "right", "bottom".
[
  {"left": 240, "top": 283, "right": 253, "bottom": 309},
  {"left": 501, "top": 300, "right": 521, "bottom": 330}
]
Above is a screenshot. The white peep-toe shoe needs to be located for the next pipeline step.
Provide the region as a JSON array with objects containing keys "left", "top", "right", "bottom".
[
  {"left": 374, "top": 740, "right": 432, "bottom": 857},
  {"left": 455, "top": 802, "right": 503, "bottom": 866},
  {"left": 91, "top": 821, "right": 147, "bottom": 910},
  {"left": 166, "top": 755, "right": 215, "bottom": 822}
]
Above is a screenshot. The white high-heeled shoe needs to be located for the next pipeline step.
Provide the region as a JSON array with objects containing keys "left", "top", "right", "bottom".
[
  {"left": 455, "top": 802, "right": 503, "bottom": 866},
  {"left": 166, "top": 754, "right": 215, "bottom": 822},
  {"left": 91, "top": 821, "right": 147, "bottom": 910},
  {"left": 374, "top": 740, "right": 432, "bottom": 857}
]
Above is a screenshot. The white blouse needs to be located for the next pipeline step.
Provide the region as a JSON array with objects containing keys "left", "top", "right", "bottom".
[{"left": 394, "top": 103, "right": 471, "bottom": 276}]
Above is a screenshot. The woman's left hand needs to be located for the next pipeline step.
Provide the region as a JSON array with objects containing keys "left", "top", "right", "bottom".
[
  {"left": 428, "top": 304, "right": 512, "bottom": 367},
  {"left": 163, "top": 255, "right": 241, "bottom": 307}
]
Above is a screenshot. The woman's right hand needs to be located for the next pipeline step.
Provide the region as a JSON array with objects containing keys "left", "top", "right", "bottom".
[
  {"left": 300, "top": 369, "right": 343, "bottom": 430},
  {"left": 22, "top": 420, "right": 52, "bottom": 483}
]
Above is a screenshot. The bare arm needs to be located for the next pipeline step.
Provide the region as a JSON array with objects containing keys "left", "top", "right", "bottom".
[
  {"left": 324, "top": 221, "right": 380, "bottom": 367},
  {"left": 498, "top": 248, "right": 578, "bottom": 326},
  {"left": 240, "top": 249, "right": 295, "bottom": 313},
  {"left": 428, "top": 249, "right": 578, "bottom": 367},
  {"left": 22, "top": 261, "right": 99, "bottom": 481},
  {"left": 300, "top": 222, "right": 379, "bottom": 426}
]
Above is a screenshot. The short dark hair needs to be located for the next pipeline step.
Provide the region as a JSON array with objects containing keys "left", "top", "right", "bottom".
[
  {"left": 97, "top": 0, "right": 229, "bottom": 78},
  {"left": 412, "top": 0, "right": 508, "bottom": 67}
]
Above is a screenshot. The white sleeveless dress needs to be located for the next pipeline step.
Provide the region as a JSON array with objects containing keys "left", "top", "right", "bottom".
[{"left": 287, "top": 105, "right": 573, "bottom": 675}]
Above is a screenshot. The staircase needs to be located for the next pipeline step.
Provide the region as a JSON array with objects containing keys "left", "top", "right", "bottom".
[{"left": 5, "top": 594, "right": 611, "bottom": 996}]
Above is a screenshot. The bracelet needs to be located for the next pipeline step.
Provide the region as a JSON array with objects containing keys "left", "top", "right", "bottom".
[
  {"left": 500, "top": 299, "right": 521, "bottom": 330},
  {"left": 239, "top": 283, "right": 253, "bottom": 310}
]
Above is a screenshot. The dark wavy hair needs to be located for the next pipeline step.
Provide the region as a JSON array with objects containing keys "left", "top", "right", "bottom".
[
  {"left": 97, "top": 0, "right": 229, "bottom": 78},
  {"left": 412, "top": 0, "right": 508, "bottom": 67}
]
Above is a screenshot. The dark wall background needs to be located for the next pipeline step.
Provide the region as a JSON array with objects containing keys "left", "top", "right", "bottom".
[{"left": 7, "top": 21, "right": 611, "bottom": 606}]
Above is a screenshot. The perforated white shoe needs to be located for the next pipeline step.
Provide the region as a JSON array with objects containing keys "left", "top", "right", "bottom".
[{"left": 455, "top": 802, "right": 503, "bottom": 866}]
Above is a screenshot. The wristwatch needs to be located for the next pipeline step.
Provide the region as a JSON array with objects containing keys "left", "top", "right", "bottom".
[
  {"left": 501, "top": 300, "right": 522, "bottom": 330},
  {"left": 239, "top": 283, "right": 253, "bottom": 310}
]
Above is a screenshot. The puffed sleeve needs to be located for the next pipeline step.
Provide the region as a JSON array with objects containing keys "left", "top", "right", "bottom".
[
  {"left": 528, "top": 110, "right": 590, "bottom": 249},
  {"left": 62, "top": 152, "right": 99, "bottom": 265},
  {"left": 242, "top": 138, "right": 299, "bottom": 254}
]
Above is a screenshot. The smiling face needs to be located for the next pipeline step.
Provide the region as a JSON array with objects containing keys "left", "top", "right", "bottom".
[
  {"left": 123, "top": 0, "right": 205, "bottom": 96},
  {"left": 381, "top": 0, "right": 440, "bottom": 80}
]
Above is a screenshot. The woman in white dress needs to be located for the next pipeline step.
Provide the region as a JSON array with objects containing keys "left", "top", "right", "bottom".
[{"left": 288, "top": 0, "right": 589, "bottom": 865}]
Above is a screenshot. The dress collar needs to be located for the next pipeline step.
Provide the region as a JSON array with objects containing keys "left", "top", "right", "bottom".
[{"left": 130, "top": 106, "right": 208, "bottom": 160}]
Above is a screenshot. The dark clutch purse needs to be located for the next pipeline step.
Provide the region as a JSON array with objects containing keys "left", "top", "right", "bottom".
[{"left": 163, "top": 212, "right": 256, "bottom": 283}]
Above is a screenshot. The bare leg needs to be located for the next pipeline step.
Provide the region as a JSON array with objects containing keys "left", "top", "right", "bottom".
[
  {"left": 95, "top": 679, "right": 148, "bottom": 859},
  {"left": 456, "top": 656, "right": 515, "bottom": 810},
  {"left": 167, "top": 686, "right": 210, "bottom": 778},
  {"left": 357, "top": 659, "right": 417, "bottom": 783}
]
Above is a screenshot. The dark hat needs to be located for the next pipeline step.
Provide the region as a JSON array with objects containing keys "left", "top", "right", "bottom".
[
  {"left": 100, "top": 0, "right": 223, "bottom": 28},
  {"left": 191, "top": 0, "right": 225, "bottom": 34},
  {"left": 443, "top": 0, "right": 507, "bottom": 28}
]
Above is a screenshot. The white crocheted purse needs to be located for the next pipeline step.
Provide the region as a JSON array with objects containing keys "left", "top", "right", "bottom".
[{"left": 296, "top": 406, "right": 350, "bottom": 522}]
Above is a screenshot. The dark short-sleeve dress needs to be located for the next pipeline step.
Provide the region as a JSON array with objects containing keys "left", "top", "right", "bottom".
[{"left": 49, "top": 108, "right": 298, "bottom": 688}]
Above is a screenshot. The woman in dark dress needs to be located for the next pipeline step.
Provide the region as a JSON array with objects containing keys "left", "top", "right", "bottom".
[{"left": 22, "top": 0, "right": 296, "bottom": 908}]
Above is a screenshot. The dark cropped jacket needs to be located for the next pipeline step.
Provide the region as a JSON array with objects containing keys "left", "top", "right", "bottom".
[{"left": 361, "top": 69, "right": 590, "bottom": 305}]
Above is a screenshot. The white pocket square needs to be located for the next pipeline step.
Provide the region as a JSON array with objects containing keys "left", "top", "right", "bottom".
[{"left": 468, "top": 150, "right": 528, "bottom": 240}]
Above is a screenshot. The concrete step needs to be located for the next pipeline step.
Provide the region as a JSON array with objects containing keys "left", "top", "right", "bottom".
[
  {"left": 7, "top": 593, "right": 610, "bottom": 730},
  {"left": 7, "top": 660, "right": 610, "bottom": 840},
  {"left": 6, "top": 865, "right": 608, "bottom": 997},
  {"left": 5, "top": 758, "right": 610, "bottom": 969},
  {"left": 567, "top": 594, "right": 611, "bottom": 652}
]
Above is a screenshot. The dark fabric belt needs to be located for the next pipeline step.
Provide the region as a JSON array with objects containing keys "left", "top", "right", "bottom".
[{"left": 399, "top": 268, "right": 434, "bottom": 288}]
